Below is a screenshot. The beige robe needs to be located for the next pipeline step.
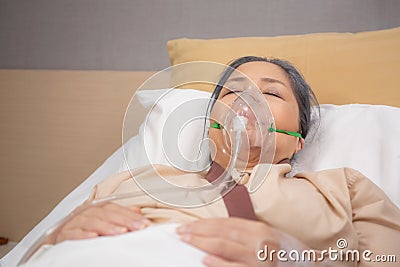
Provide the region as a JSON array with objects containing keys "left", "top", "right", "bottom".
[{"left": 88, "top": 164, "right": 400, "bottom": 266}]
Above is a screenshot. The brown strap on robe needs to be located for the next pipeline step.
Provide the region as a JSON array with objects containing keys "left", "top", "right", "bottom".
[{"left": 205, "top": 162, "right": 257, "bottom": 221}]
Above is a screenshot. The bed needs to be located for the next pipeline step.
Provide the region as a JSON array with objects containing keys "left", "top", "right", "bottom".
[{"left": 1, "top": 26, "right": 400, "bottom": 266}]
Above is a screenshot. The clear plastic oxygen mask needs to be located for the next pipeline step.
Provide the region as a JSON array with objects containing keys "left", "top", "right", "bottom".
[
  {"left": 230, "top": 89, "right": 271, "bottom": 151},
  {"left": 211, "top": 85, "right": 275, "bottom": 174}
]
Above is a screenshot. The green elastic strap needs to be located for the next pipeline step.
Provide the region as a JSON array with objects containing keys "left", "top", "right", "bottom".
[
  {"left": 212, "top": 122, "right": 302, "bottom": 138},
  {"left": 269, "top": 123, "right": 303, "bottom": 139},
  {"left": 210, "top": 122, "right": 221, "bottom": 129}
]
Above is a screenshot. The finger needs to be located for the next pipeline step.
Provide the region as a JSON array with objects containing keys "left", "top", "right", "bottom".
[
  {"left": 180, "top": 234, "right": 252, "bottom": 263},
  {"left": 77, "top": 216, "right": 129, "bottom": 236},
  {"left": 104, "top": 203, "right": 142, "bottom": 219},
  {"left": 55, "top": 228, "right": 98, "bottom": 243},
  {"left": 102, "top": 203, "right": 151, "bottom": 230},
  {"left": 126, "top": 205, "right": 142, "bottom": 213},
  {"left": 203, "top": 255, "right": 246, "bottom": 267},
  {"left": 86, "top": 204, "right": 150, "bottom": 230}
]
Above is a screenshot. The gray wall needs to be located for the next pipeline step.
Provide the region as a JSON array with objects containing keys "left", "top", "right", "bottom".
[{"left": 1, "top": 0, "right": 400, "bottom": 71}]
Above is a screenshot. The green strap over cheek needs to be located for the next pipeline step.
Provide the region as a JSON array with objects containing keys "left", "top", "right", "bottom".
[
  {"left": 211, "top": 122, "right": 302, "bottom": 139},
  {"left": 268, "top": 124, "right": 303, "bottom": 139},
  {"left": 210, "top": 122, "right": 221, "bottom": 129}
]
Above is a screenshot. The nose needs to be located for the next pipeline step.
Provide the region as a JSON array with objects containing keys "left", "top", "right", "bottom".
[{"left": 234, "top": 99, "right": 258, "bottom": 129}]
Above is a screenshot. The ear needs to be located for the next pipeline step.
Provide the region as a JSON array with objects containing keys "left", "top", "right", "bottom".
[{"left": 295, "top": 138, "right": 305, "bottom": 154}]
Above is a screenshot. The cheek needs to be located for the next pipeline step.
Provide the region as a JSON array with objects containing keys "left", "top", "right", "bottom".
[
  {"left": 274, "top": 133, "right": 298, "bottom": 158},
  {"left": 208, "top": 125, "right": 229, "bottom": 147},
  {"left": 208, "top": 129, "right": 219, "bottom": 159},
  {"left": 268, "top": 101, "right": 300, "bottom": 131},
  {"left": 209, "top": 99, "right": 232, "bottom": 124}
]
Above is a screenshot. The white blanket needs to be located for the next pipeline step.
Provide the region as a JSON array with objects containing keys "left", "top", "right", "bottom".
[{"left": 20, "top": 224, "right": 205, "bottom": 267}]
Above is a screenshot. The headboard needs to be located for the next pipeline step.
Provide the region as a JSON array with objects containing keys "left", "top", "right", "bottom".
[{"left": 0, "top": 70, "right": 154, "bottom": 241}]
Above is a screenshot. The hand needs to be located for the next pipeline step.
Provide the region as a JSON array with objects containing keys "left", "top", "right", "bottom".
[
  {"left": 47, "top": 202, "right": 151, "bottom": 244},
  {"left": 176, "top": 218, "right": 304, "bottom": 267}
]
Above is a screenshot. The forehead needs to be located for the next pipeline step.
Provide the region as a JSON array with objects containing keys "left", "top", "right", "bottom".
[{"left": 232, "top": 61, "right": 291, "bottom": 86}]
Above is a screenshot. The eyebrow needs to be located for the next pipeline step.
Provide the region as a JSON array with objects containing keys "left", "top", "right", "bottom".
[
  {"left": 226, "top": 76, "right": 287, "bottom": 87},
  {"left": 260, "top": 77, "right": 287, "bottom": 87}
]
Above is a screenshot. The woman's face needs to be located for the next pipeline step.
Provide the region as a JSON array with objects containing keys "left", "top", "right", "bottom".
[{"left": 209, "top": 61, "right": 304, "bottom": 168}]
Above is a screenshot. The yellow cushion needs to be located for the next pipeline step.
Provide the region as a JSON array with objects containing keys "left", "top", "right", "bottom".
[{"left": 167, "top": 27, "right": 400, "bottom": 107}]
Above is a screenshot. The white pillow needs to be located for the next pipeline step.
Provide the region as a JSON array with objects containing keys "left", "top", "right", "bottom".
[
  {"left": 292, "top": 104, "right": 400, "bottom": 205},
  {"left": 122, "top": 89, "right": 212, "bottom": 172},
  {"left": 4, "top": 88, "right": 400, "bottom": 267}
]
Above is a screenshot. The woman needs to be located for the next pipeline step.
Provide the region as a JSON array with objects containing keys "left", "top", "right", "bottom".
[{"left": 35, "top": 56, "right": 400, "bottom": 266}]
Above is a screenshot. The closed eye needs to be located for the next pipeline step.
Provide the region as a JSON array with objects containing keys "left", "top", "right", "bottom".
[
  {"left": 265, "top": 92, "right": 281, "bottom": 98},
  {"left": 225, "top": 90, "right": 241, "bottom": 95},
  {"left": 263, "top": 86, "right": 283, "bottom": 99},
  {"left": 222, "top": 87, "right": 244, "bottom": 97}
]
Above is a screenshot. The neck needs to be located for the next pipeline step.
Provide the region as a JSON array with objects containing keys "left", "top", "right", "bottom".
[{"left": 212, "top": 151, "right": 259, "bottom": 171}]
